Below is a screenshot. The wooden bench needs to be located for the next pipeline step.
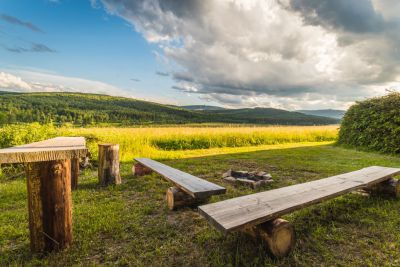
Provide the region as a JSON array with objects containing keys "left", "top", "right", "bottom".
[
  {"left": 134, "top": 158, "right": 226, "bottom": 210},
  {"left": 198, "top": 166, "right": 400, "bottom": 258},
  {"left": 0, "top": 137, "right": 87, "bottom": 253}
]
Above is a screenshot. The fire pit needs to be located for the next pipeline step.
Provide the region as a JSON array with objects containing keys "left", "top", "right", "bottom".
[{"left": 222, "top": 169, "right": 273, "bottom": 189}]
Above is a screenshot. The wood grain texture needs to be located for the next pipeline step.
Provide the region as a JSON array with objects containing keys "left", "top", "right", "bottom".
[
  {"left": 199, "top": 166, "right": 400, "bottom": 233},
  {"left": 26, "top": 160, "right": 73, "bottom": 253},
  {"left": 26, "top": 162, "right": 45, "bottom": 252},
  {"left": 244, "top": 218, "right": 295, "bottom": 258},
  {"left": 166, "top": 187, "right": 209, "bottom": 210},
  {"left": 0, "top": 137, "right": 87, "bottom": 164},
  {"left": 98, "top": 144, "right": 121, "bottom": 185},
  {"left": 365, "top": 177, "right": 400, "bottom": 198},
  {"left": 71, "top": 158, "right": 79, "bottom": 190},
  {"left": 135, "top": 158, "right": 226, "bottom": 198}
]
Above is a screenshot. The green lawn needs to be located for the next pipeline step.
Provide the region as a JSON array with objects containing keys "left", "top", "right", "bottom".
[{"left": 1, "top": 144, "right": 400, "bottom": 266}]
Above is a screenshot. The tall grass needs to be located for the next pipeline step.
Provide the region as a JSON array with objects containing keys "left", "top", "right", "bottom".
[
  {"left": 0, "top": 124, "right": 338, "bottom": 161},
  {"left": 58, "top": 125, "right": 338, "bottom": 161}
]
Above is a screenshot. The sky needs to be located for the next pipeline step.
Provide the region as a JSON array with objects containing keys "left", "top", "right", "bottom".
[{"left": 0, "top": 0, "right": 400, "bottom": 110}]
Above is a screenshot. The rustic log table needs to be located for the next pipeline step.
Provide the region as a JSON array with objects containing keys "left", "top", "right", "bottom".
[{"left": 0, "top": 137, "right": 87, "bottom": 253}]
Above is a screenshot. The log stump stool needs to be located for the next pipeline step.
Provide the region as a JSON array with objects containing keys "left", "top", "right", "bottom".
[
  {"left": 244, "top": 218, "right": 295, "bottom": 258},
  {"left": 0, "top": 137, "right": 87, "bottom": 254},
  {"left": 98, "top": 143, "right": 121, "bottom": 185},
  {"left": 166, "top": 187, "right": 209, "bottom": 210},
  {"left": 365, "top": 177, "right": 400, "bottom": 198}
]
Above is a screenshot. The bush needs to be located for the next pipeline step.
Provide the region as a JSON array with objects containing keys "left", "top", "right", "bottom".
[
  {"left": 0, "top": 123, "right": 57, "bottom": 148},
  {"left": 338, "top": 92, "right": 400, "bottom": 154}
]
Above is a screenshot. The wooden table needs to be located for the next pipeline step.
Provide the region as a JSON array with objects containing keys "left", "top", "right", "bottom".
[{"left": 0, "top": 137, "right": 87, "bottom": 253}]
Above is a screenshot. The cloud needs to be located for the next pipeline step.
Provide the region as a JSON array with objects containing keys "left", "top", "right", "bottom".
[
  {"left": 0, "top": 14, "right": 43, "bottom": 33},
  {"left": 130, "top": 78, "right": 140, "bottom": 82},
  {"left": 0, "top": 70, "right": 131, "bottom": 96},
  {"left": 288, "top": 0, "right": 386, "bottom": 33},
  {"left": 155, "top": 71, "right": 169, "bottom": 77},
  {"left": 0, "top": 72, "right": 32, "bottom": 91},
  {"left": 99, "top": 0, "right": 400, "bottom": 109},
  {"left": 89, "top": 0, "right": 101, "bottom": 9},
  {"left": 4, "top": 43, "right": 56, "bottom": 53}
]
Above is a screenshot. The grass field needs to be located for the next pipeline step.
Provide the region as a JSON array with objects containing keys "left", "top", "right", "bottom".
[
  {"left": 1, "top": 140, "right": 400, "bottom": 266},
  {"left": 1, "top": 125, "right": 399, "bottom": 266},
  {"left": 57, "top": 125, "right": 339, "bottom": 161}
]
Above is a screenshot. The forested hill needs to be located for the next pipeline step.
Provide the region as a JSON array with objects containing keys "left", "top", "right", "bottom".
[{"left": 0, "top": 92, "right": 339, "bottom": 125}]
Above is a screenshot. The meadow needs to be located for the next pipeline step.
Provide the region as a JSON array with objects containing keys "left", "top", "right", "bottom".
[
  {"left": 59, "top": 125, "right": 338, "bottom": 161},
  {"left": 2, "top": 123, "right": 400, "bottom": 266}
]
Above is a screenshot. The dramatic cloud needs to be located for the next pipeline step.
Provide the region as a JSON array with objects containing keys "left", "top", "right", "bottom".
[
  {"left": 288, "top": 0, "right": 386, "bottom": 33},
  {"left": 0, "top": 14, "right": 43, "bottom": 33},
  {"left": 4, "top": 43, "right": 56, "bottom": 53},
  {"left": 100, "top": 0, "right": 400, "bottom": 109},
  {"left": 0, "top": 70, "right": 130, "bottom": 96}
]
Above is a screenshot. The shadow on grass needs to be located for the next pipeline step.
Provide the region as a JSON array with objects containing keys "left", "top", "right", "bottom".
[{"left": 1, "top": 144, "right": 400, "bottom": 266}]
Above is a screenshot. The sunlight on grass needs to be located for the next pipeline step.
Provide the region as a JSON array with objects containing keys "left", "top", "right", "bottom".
[{"left": 58, "top": 125, "right": 338, "bottom": 161}]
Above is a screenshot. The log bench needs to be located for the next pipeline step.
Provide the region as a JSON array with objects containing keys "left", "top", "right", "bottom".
[
  {"left": 198, "top": 166, "right": 400, "bottom": 258},
  {"left": 0, "top": 137, "right": 87, "bottom": 253},
  {"left": 134, "top": 158, "right": 226, "bottom": 210}
]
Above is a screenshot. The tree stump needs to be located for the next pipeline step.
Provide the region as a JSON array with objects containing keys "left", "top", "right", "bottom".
[
  {"left": 98, "top": 144, "right": 121, "bottom": 185},
  {"left": 365, "top": 178, "right": 400, "bottom": 198},
  {"left": 244, "top": 218, "right": 295, "bottom": 258},
  {"left": 133, "top": 163, "right": 153, "bottom": 176},
  {"left": 166, "top": 187, "right": 208, "bottom": 210},
  {"left": 71, "top": 158, "right": 79, "bottom": 190},
  {"left": 26, "top": 160, "right": 73, "bottom": 253}
]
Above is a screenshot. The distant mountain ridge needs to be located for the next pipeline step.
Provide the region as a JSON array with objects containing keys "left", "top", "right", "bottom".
[
  {"left": 181, "top": 105, "right": 226, "bottom": 111},
  {"left": 203, "top": 107, "right": 339, "bottom": 124},
  {"left": 297, "top": 109, "right": 346, "bottom": 119},
  {"left": 0, "top": 91, "right": 339, "bottom": 125}
]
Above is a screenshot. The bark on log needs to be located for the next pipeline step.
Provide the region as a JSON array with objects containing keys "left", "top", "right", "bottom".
[
  {"left": 166, "top": 187, "right": 208, "bottom": 210},
  {"left": 244, "top": 218, "right": 295, "bottom": 258},
  {"left": 365, "top": 178, "right": 400, "bottom": 198},
  {"left": 98, "top": 144, "right": 121, "bottom": 185},
  {"left": 26, "top": 160, "right": 73, "bottom": 253},
  {"left": 132, "top": 163, "right": 153, "bottom": 176},
  {"left": 71, "top": 158, "right": 79, "bottom": 190}
]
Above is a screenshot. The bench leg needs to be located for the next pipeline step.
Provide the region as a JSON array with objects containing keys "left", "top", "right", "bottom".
[
  {"left": 166, "top": 187, "right": 209, "bottom": 210},
  {"left": 133, "top": 163, "right": 153, "bottom": 176},
  {"left": 244, "top": 218, "right": 295, "bottom": 258},
  {"left": 26, "top": 160, "right": 73, "bottom": 253},
  {"left": 365, "top": 178, "right": 400, "bottom": 198}
]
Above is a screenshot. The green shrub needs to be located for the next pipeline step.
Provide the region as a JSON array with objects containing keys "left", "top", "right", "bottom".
[
  {"left": 0, "top": 123, "right": 57, "bottom": 148},
  {"left": 338, "top": 92, "right": 400, "bottom": 153}
]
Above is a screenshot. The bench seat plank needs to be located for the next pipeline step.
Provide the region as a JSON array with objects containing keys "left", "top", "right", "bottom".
[
  {"left": 135, "top": 157, "right": 226, "bottom": 198},
  {"left": 0, "top": 137, "right": 87, "bottom": 164},
  {"left": 199, "top": 166, "right": 400, "bottom": 233}
]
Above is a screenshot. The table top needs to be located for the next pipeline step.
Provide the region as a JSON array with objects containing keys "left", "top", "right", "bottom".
[{"left": 0, "top": 137, "right": 88, "bottom": 164}]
